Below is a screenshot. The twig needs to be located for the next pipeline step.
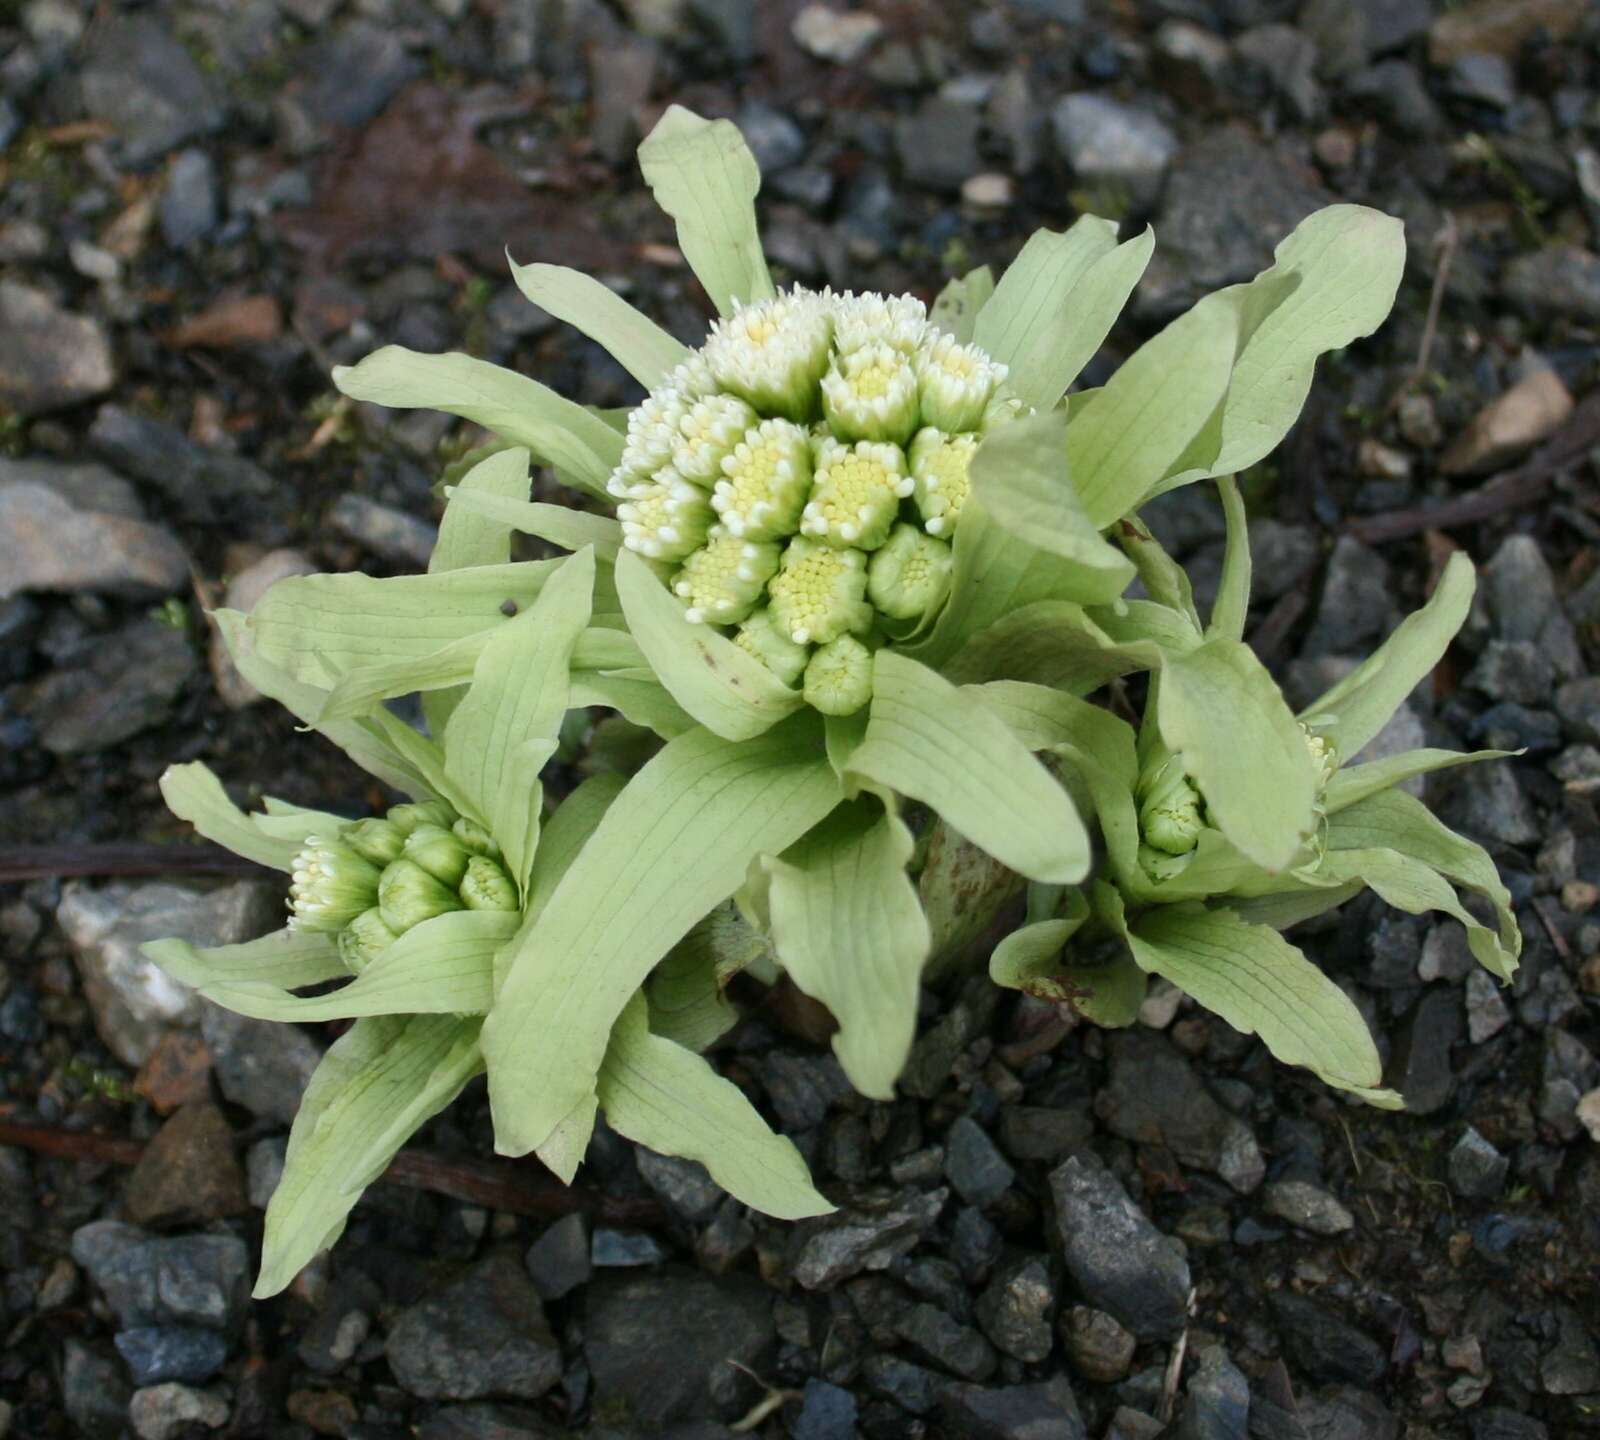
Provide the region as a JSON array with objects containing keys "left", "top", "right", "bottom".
[
  {"left": 0, "top": 844, "right": 272, "bottom": 883},
  {"left": 1348, "top": 392, "right": 1600, "bottom": 545},
  {"left": 1160, "top": 1304, "right": 1193, "bottom": 1423},
  {"left": 1386, "top": 213, "right": 1458, "bottom": 416},
  {"left": 0, "top": 1119, "right": 663, "bottom": 1228}
]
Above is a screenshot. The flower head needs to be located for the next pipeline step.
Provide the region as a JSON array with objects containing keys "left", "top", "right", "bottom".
[
  {"left": 617, "top": 475, "right": 716, "bottom": 561},
  {"left": 916, "top": 332, "right": 1007, "bottom": 433},
  {"left": 711, "top": 418, "right": 813, "bottom": 540},
  {"left": 909, "top": 428, "right": 977, "bottom": 537},
  {"left": 673, "top": 532, "right": 781, "bottom": 624},
  {"left": 288, "top": 838, "right": 381, "bottom": 933},
  {"left": 803, "top": 634, "right": 875, "bottom": 715},
  {"left": 800, "top": 439, "right": 912, "bottom": 550},
  {"left": 868, "top": 523, "right": 954, "bottom": 620},
  {"left": 820, "top": 343, "right": 920, "bottom": 445},
  {"left": 768, "top": 537, "right": 872, "bottom": 646},
  {"left": 705, "top": 290, "right": 833, "bottom": 420}
]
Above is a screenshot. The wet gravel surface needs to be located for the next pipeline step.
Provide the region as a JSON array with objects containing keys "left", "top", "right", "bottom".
[{"left": 2, "top": 0, "right": 1599, "bottom": 1436}]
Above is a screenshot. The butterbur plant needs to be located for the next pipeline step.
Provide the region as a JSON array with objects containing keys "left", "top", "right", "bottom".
[{"left": 148, "top": 103, "right": 1521, "bottom": 1283}]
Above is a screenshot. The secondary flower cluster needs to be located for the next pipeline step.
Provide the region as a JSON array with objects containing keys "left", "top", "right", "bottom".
[
  {"left": 609, "top": 288, "right": 1011, "bottom": 715},
  {"left": 289, "top": 801, "right": 518, "bottom": 971}
]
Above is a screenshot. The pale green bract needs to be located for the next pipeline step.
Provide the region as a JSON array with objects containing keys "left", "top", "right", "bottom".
[{"left": 144, "top": 101, "right": 1523, "bottom": 1293}]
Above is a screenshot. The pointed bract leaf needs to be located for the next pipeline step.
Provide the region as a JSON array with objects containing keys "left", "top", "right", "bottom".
[
  {"left": 483, "top": 715, "right": 840, "bottom": 1156},
  {"left": 847, "top": 653, "right": 1090, "bottom": 885},
  {"left": 254, "top": 1015, "right": 481, "bottom": 1297},
  {"left": 990, "top": 905, "right": 1147, "bottom": 1027},
  {"left": 1305, "top": 551, "right": 1474, "bottom": 761},
  {"left": 1208, "top": 477, "right": 1250, "bottom": 642},
  {"left": 975, "top": 219, "right": 1154, "bottom": 410},
  {"left": 332, "top": 347, "right": 623, "bottom": 500},
  {"left": 943, "top": 600, "right": 1164, "bottom": 693},
  {"left": 431, "top": 447, "right": 531, "bottom": 575},
  {"left": 143, "top": 926, "right": 346, "bottom": 994},
  {"left": 1159, "top": 637, "right": 1317, "bottom": 872},
  {"left": 599, "top": 994, "right": 831, "bottom": 1219},
  {"left": 159, "top": 762, "right": 306, "bottom": 870},
  {"left": 930, "top": 265, "right": 995, "bottom": 344},
  {"left": 646, "top": 908, "right": 761, "bottom": 1053},
  {"left": 766, "top": 797, "right": 929, "bottom": 1100},
  {"left": 637, "top": 105, "right": 774, "bottom": 317},
  {"left": 615, "top": 546, "right": 803, "bottom": 741},
  {"left": 508, "top": 259, "right": 690, "bottom": 388},
  {"left": 1324, "top": 747, "right": 1512, "bottom": 814},
  {"left": 441, "top": 487, "right": 622, "bottom": 560}
]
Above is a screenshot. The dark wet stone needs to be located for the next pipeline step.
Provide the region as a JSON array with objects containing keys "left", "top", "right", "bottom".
[
  {"left": 585, "top": 1267, "right": 773, "bottom": 1425},
  {"left": 89, "top": 405, "right": 274, "bottom": 523},
  {"left": 127, "top": 1383, "right": 230, "bottom": 1439},
  {"left": 1252, "top": 1385, "right": 1396, "bottom": 1440},
  {"left": 1438, "top": 761, "right": 1539, "bottom": 848},
  {"left": 1175, "top": 1346, "right": 1248, "bottom": 1440},
  {"left": 861, "top": 1353, "right": 939, "bottom": 1415},
  {"left": 325, "top": 493, "right": 439, "bottom": 568},
  {"left": 975, "top": 1254, "right": 1054, "bottom": 1363},
  {"left": 1248, "top": 520, "right": 1318, "bottom": 600},
  {"left": 1234, "top": 24, "right": 1322, "bottom": 122},
  {"left": 297, "top": 1273, "right": 380, "bottom": 1375},
  {"left": 0, "top": 282, "right": 116, "bottom": 417},
  {"left": 1541, "top": 1305, "right": 1600, "bottom": 1395},
  {"left": 737, "top": 100, "right": 806, "bottom": 173},
  {"left": 945, "top": 1117, "right": 1016, "bottom": 1207},
  {"left": 80, "top": 16, "right": 225, "bottom": 166},
  {"left": 525, "top": 1213, "right": 591, "bottom": 1301},
  {"left": 951, "top": 1205, "right": 1004, "bottom": 1285},
  {"left": 936, "top": 1375, "right": 1087, "bottom": 1440},
  {"left": 998, "top": 1106, "right": 1093, "bottom": 1163},
  {"left": 71, "top": 1222, "right": 249, "bottom": 1335},
  {"left": 201, "top": 1003, "right": 322, "bottom": 1126},
  {"left": 1097, "top": 1030, "right": 1264, "bottom": 1194},
  {"left": 385, "top": 1252, "right": 562, "bottom": 1401},
  {"left": 1502, "top": 246, "right": 1600, "bottom": 325},
  {"left": 1269, "top": 1293, "right": 1386, "bottom": 1386},
  {"left": 901, "top": 977, "right": 999, "bottom": 1099},
  {"left": 1059, "top": 1305, "right": 1136, "bottom": 1385},
  {"left": 636, "top": 1150, "right": 724, "bottom": 1224},
  {"left": 416, "top": 1405, "right": 566, "bottom": 1440},
  {"left": 1260, "top": 1181, "right": 1354, "bottom": 1236},
  {"left": 115, "top": 1326, "right": 229, "bottom": 1386},
  {"left": 160, "top": 149, "right": 219, "bottom": 250},
  {"left": 1450, "top": 1127, "right": 1509, "bottom": 1200},
  {"left": 1466, "top": 641, "right": 1554, "bottom": 706},
  {"left": 896, "top": 97, "right": 985, "bottom": 194},
  {"left": 1389, "top": 986, "right": 1462, "bottom": 1116},
  {"left": 294, "top": 19, "right": 420, "bottom": 129},
  {"left": 1555, "top": 678, "right": 1600, "bottom": 745},
  {"left": 893, "top": 1302, "right": 997, "bottom": 1381},
  {"left": 791, "top": 1187, "right": 947, "bottom": 1290},
  {"left": 1483, "top": 536, "right": 1583, "bottom": 675},
  {"left": 125, "top": 1103, "right": 248, "bottom": 1228},
  {"left": 1048, "top": 1153, "right": 1190, "bottom": 1341},
  {"left": 592, "top": 1227, "right": 671, "bottom": 1267},
  {"left": 0, "top": 1147, "right": 35, "bottom": 1233},
  {"left": 1470, "top": 1409, "right": 1549, "bottom": 1440},
  {"left": 762, "top": 1051, "right": 853, "bottom": 1131},
  {"left": 794, "top": 1378, "right": 858, "bottom": 1440},
  {"left": 62, "top": 1338, "right": 132, "bottom": 1440},
  {"left": 1302, "top": 536, "right": 1392, "bottom": 657}
]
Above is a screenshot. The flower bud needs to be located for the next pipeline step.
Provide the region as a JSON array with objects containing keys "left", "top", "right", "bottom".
[
  {"left": 338, "top": 906, "right": 400, "bottom": 974},
  {"left": 867, "top": 523, "right": 954, "bottom": 621},
  {"left": 916, "top": 332, "right": 1007, "bottom": 434},
  {"left": 1138, "top": 843, "right": 1195, "bottom": 883},
  {"left": 800, "top": 438, "right": 912, "bottom": 551},
  {"left": 618, "top": 473, "right": 716, "bottom": 561},
  {"left": 288, "top": 838, "right": 381, "bottom": 933},
  {"left": 733, "top": 606, "right": 809, "bottom": 686},
  {"left": 909, "top": 428, "right": 976, "bottom": 538},
  {"left": 378, "top": 857, "right": 465, "bottom": 935},
  {"left": 820, "top": 342, "right": 920, "bottom": 446},
  {"left": 342, "top": 817, "right": 405, "bottom": 866},
  {"left": 451, "top": 817, "right": 501, "bottom": 858},
  {"left": 610, "top": 387, "right": 689, "bottom": 497},
  {"left": 711, "top": 418, "right": 812, "bottom": 541},
  {"left": 386, "top": 801, "right": 458, "bottom": 837},
  {"left": 673, "top": 533, "right": 781, "bottom": 625},
  {"left": 768, "top": 537, "right": 873, "bottom": 647},
  {"left": 460, "top": 855, "right": 519, "bottom": 911},
  {"left": 1304, "top": 728, "right": 1338, "bottom": 791},
  {"left": 705, "top": 291, "right": 832, "bottom": 422},
  {"left": 803, "top": 635, "right": 875, "bottom": 716},
  {"left": 832, "top": 292, "right": 928, "bottom": 355},
  {"left": 1137, "top": 753, "right": 1204, "bottom": 857},
  {"left": 672, "top": 394, "right": 757, "bottom": 487},
  {"left": 402, "top": 823, "right": 471, "bottom": 888}
]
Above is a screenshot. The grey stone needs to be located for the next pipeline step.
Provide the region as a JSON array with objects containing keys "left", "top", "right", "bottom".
[
  {"left": 1176, "top": 1346, "right": 1249, "bottom": 1440},
  {"left": 1052, "top": 94, "right": 1177, "bottom": 209},
  {"left": 1269, "top": 1292, "right": 1385, "bottom": 1386},
  {"left": 1449, "top": 1127, "right": 1509, "bottom": 1200},
  {"left": 525, "top": 1212, "right": 591, "bottom": 1300},
  {"left": 1555, "top": 677, "right": 1600, "bottom": 745},
  {"left": 1260, "top": 1180, "right": 1354, "bottom": 1236},
  {"left": 636, "top": 1150, "right": 724, "bottom": 1224},
  {"left": 997, "top": 1105, "right": 1093, "bottom": 1162},
  {"left": 894, "top": 1302, "right": 998, "bottom": 1381},
  {"left": 1465, "top": 968, "right": 1512, "bottom": 1044},
  {"left": 386, "top": 1252, "right": 562, "bottom": 1401},
  {"left": 245, "top": 1137, "right": 286, "bottom": 1210},
  {"left": 1248, "top": 520, "right": 1318, "bottom": 600},
  {"left": 1234, "top": 24, "right": 1322, "bottom": 121},
  {"left": 901, "top": 977, "right": 999, "bottom": 1099},
  {"left": 975, "top": 1254, "right": 1054, "bottom": 1363},
  {"left": 1450, "top": 51, "right": 1517, "bottom": 107},
  {"left": 115, "top": 1326, "right": 229, "bottom": 1386},
  {"left": 0, "top": 466, "right": 187, "bottom": 601},
  {"left": 71, "top": 1222, "right": 249, "bottom": 1334},
  {"left": 1482, "top": 536, "right": 1583, "bottom": 676},
  {"left": 127, "top": 1382, "right": 229, "bottom": 1440},
  {"left": 591, "top": 1226, "right": 671, "bottom": 1267},
  {"left": 736, "top": 100, "right": 805, "bottom": 173},
  {"left": 860, "top": 1353, "right": 939, "bottom": 1414},
  {"left": 160, "top": 149, "right": 219, "bottom": 250},
  {"left": 62, "top": 1339, "right": 132, "bottom": 1440},
  {"left": 125, "top": 1102, "right": 249, "bottom": 1227},
  {"left": 1502, "top": 246, "right": 1600, "bottom": 325},
  {"left": 936, "top": 1375, "right": 1087, "bottom": 1440},
  {"left": 1302, "top": 536, "right": 1392, "bottom": 657},
  {"left": 90, "top": 406, "right": 274, "bottom": 523},
  {"left": 1059, "top": 1305, "right": 1136, "bottom": 1384},
  {"left": 0, "top": 282, "right": 116, "bottom": 417},
  {"left": 327, "top": 494, "right": 438, "bottom": 569},
  {"left": 1136, "top": 131, "right": 1331, "bottom": 317},
  {"left": 585, "top": 1267, "right": 774, "bottom": 1425},
  {"left": 793, "top": 1378, "right": 858, "bottom": 1440},
  {"left": 1391, "top": 986, "right": 1462, "bottom": 1116},
  {"left": 896, "top": 97, "right": 984, "bottom": 194},
  {"left": 298, "top": 1276, "right": 377, "bottom": 1375},
  {"left": 790, "top": 1187, "right": 947, "bottom": 1290},
  {"left": 1471, "top": 1410, "right": 1549, "bottom": 1440},
  {"left": 415, "top": 1404, "right": 566, "bottom": 1439},
  {"left": 1438, "top": 762, "right": 1539, "bottom": 848},
  {"left": 80, "top": 17, "right": 225, "bottom": 167},
  {"left": 1097, "top": 1031, "right": 1264, "bottom": 1194},
  {"left": 57, "top": 880, "right": 280, "bottom": 1067},
  {"left": 16, "top": 619, "right": 194, "bottom": 755},
  {"left": 200, "top": 1003, "right": 321, "bottom": 1126},
  {"left": 945, "top": 1116, "right": 1016, "bottom": 1206},
  {"left": 791, "top": 3, "right": 882, "bottom": 64},
  {"left": 1467, "top": 641, "right": 1555, "bottom": 706},
  {"left": 1541, "top": 1305, "right": 1600, "bottom": 1394},
  {"left": 762, "top": 1051, "right": 852, "bottom": 1130},
  {"left": 1345, "top": 59, "right": 1446, "bottom": 138},
  {"left": 1047, "top": 1153, "right": 1190, "bottom": 1340},
  {"left": 294, "top": 19, "right": 419, "bottom": 129}
]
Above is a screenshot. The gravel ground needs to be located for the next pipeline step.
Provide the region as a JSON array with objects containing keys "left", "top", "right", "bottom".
[{"left": 2, "top": 1, "right": 1599, "bottom": 1437}]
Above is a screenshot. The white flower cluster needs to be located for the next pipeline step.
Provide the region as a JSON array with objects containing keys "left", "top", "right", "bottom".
[{"left": 609, "top": 288, "right": 1011, "bottom": 714}]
